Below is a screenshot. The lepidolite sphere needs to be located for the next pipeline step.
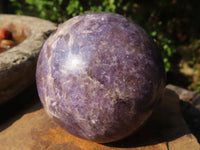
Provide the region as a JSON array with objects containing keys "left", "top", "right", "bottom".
[{"left": 36, "top": 12, "right": 165, "bottom": 143}]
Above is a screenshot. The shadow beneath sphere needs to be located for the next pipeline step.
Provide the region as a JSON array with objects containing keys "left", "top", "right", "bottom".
[
  {"left": 104, "top": 88, "right": 191, "bottom": 148},
  {"left": 0, "top": 83, "right": 42, "bottom": 132}
]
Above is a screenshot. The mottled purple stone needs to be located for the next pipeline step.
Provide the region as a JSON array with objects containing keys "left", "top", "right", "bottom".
[{"left": 36, "top": 12, "right": 165, "bottom": 143}]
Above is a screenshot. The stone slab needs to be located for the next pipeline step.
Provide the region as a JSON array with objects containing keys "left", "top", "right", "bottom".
[{"left": 0, "top": 87, "right": 199, "bottom": 150}]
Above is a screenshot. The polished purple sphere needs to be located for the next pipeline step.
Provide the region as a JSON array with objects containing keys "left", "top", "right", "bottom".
[{"left": 36, "top": 12, "right": 165, "bottom": 143}]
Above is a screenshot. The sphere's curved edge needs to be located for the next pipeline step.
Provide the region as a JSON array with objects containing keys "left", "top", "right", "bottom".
[{"left": 36, "top": 12, "right": 166, "bottom": 143}]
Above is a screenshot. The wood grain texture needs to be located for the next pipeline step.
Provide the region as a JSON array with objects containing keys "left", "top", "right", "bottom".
[{"left": 0, "top": 86, "right": 199, "bottom": 150}]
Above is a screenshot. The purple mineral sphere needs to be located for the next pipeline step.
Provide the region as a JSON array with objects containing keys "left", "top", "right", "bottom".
[{"left": 36, "top": 12, "right": 165, "bottom": 143}]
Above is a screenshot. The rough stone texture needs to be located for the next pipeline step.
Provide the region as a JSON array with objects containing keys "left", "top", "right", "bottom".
[
  {"left": 0, "top": 86, "right": 199, "bottom": 150},
  {"left": 166, "top": 84, "right": 196, "bottom": 102},
  {"left": 166, "top": 84, "right": 200, "bottom": 142},
  {"left": 193, "top": 94, "right": 200, "bottom": 110},
  {"left": 36, "top": 12, "right": 165, "bottom": 143},
  {"left": 166, "top": 85, "right": 200, "bottom": 143},
  {"left": 166, "top": 84, "right": 200, "bottom": 110},
  {"left": 0, "top": 14, "right": 57, "bottom": 104}
]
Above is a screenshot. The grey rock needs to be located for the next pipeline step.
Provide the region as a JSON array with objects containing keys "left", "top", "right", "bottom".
[
  {"left": 0, "top": 15, "right": 57, "bottom": 104},
  {"left": 166, "top": 85, "right": 200, "bottom": 143},
  {"left": 192, "top": 94, "right": 200, "bottom": 110},
  {"left": 166, "top": 84, "right": 196, "bottom": 102}
]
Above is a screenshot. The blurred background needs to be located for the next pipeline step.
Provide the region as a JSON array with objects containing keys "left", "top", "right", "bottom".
[{"left": 0, "top": 0, "right": 200, "bottom": 93}]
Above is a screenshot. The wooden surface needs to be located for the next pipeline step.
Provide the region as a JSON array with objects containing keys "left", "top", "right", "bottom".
[{"left": 0, "top": 87, "right": 200, "bottom": 150}]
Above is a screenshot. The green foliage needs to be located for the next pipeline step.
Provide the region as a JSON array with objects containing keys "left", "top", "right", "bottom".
[
  {"left": 9, "top": 0, "right": 200, "bottom": 92},
  {"left": 66, "top": 0, "right": 83, "bottom": 17},
  {"left": 189, "top": 81, "right": 200, "bottom": 93},
  {"left": 196, "top": 81, "right": 200, "bottom": 93},
  {"left": 9, "top": 0, "right": 126, "bottom": 23},
  {"left": 10, "top": 0, "right": 198, "bottom": 74},
  {"left": 10, "top": 0, "right": 68, "bottom": 22},
  {"left": 150, "top": 30, "right": 176, "bottom": 72}
]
